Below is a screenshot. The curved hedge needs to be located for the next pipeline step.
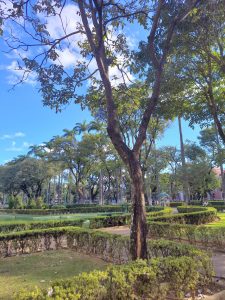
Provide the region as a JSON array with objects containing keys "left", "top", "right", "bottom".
[
  {"left": 0, "top": 207, "right": 172, "bottom": 233},
  {"left": 169, "top": 201, "right": 185, "bottom": 207},
  {"left": 0, "top": 205, "right": 165, "bottom": 215},
  {"left": 0, "top": 205, "right": 214, "bottom": 299},
  {"left": 148, "top": 221, "right": 225, "bottom": 250},
  {"left": 151, "top": 207, "right": 217, "bottom": 225},
  {"left": 189, "top": 201, "right": 225, "bottom": 211},
  {"left": 0, "top": 206, "right": 125, "bottom": 215}
]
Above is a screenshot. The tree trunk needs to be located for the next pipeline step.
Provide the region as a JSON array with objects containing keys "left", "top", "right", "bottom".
[
  {"left": 178, "top": 116, "right": 189, "bottom": 203},
  {"left": 214, "top": 123, "right": 225, "bottom": 200},
  {"left": 129, "top": 155, "right": 148, "bottom": 260},
  {"left": 99, "top": 170, "right": 104, "bottom": 205}
]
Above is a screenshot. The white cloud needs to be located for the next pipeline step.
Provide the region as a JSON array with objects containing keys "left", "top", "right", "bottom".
[
  {"left": 15, "top": 132, "right": 26, "bottom": 137},
  {"left": 55, "top": 48, "right": 80, "bottom": 68},
  {"left": 6, "top": 60, "right": 36, "bottom": 85},
  {"left": 5, "top": 140, "right": 32, "bottom": 152},
  {"left": 0, "top": 131, "right": 26, "bottom": 140},
  {"left": 4, "top": 2, "right": 133, "bottom": 88},
  {"left": 45, "top": 4, "right": 83, "bottom": 41}
]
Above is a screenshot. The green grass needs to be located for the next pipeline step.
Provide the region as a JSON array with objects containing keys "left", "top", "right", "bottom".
[
  {"left": 0, "top": 250, "right": 108, "bottom": 299},
  {"left": 206, "top": 212, "right": 225, "bottom": 227},
  {"left": 0, "top": 212, "right": 119, "bottom": 224}
]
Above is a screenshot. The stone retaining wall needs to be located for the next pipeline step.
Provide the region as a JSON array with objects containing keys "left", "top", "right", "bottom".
[{"left": 0, "top": 231, "right": 131, "bottom": 264}]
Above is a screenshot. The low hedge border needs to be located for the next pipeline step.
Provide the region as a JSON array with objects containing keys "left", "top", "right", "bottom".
[
  {"left": 0, "top": 205, "right": 164, "bottom": 215},
  {"left": 169, "top": 201, "right": 185, "bottom": 207},
  {"left": 190, "top": 200, "right": 224, "bottom": 206},
  {"left": 0, "top": 207, "right": 173, "bottom": 233},
  {"left": 151, "top": 207, "right": 217, "bottom": 225},
  {"left": 3, "top": 227, "right": 211, "bottom": 300},
  {"left": 177, "top": 206, "right": 209, "bottom": 213},
  {"left": 148, "top": 221, "right": 225, "bottom": 249},
  {"left": 0, "top": 226, "right": 212, "bottom": 269},
  {"left": 16, "top": 256, "right": 213, "bottom": 300},
  {"left": 0, "top": 206, "right": 125, "bottom": 215}
]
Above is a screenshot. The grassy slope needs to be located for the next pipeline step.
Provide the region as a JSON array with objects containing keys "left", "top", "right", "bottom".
[{"left": 0, "top": 250, "right": 107, "bottom": 300}]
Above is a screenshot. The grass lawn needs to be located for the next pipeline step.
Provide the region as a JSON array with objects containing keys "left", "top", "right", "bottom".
[
  {"left": 206, "top": 212, "right": 225, "bottom": 227},
  {"left": 0, "top": 212, "right": 120, "bottom": 224},
  {"left": 0, "top": 250, "right": 108, "bottom": 299}
]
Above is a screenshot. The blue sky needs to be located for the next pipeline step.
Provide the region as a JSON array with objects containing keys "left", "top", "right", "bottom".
[
  {"left": 0, "top": 3, "right": 200, "bottom": 164},
  {"left": 0, "top": 65, "right": 200, "bottom": 164}
]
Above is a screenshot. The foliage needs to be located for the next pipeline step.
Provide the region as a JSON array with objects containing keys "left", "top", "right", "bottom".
[
  {"left": 169, "top": 202, "right": 184, "bottom": 207},
  {"left": 151, "top": 207, "right": 217, "bottom": 225},
  {"left": 0, "top": 250, "right": 107, "bottom": 300},
  {"left": 0, "top": 157, "right": 54, "bottom": 200},
  {"left": 8, "top": 195, "right": 24, "bottom": 209},
  {"left": 15, "top": 255, "right": 212, "bottom": 300},
  {"left": 148, "top": 220, "right": 225, "bottom": 250}
]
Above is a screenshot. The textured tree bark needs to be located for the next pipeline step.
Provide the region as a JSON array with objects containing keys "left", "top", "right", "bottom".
[{"left": 129, "top": 154, "right": 148, "bottom": 260}]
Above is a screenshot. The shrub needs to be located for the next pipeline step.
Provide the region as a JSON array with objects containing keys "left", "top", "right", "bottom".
[
  {"left": 35, "top": 197, "right": 45, "bottom": 209},
  {"left": 151, "top": 207, "right": 217, "bottom": 225},
  {"left": 169, "top": 202, "right": 185, "bottom": 207},
  {"left": 148, "top": 220, "right": 225, "bottom": 249},
  {"left": 177, "top": 206, "right": 208, "bottom": 213},
  {"left": 7, "top": 195, "right": 24, "bottom": 209},
  {"left": 27, "top": 198, "right": 36, "bottom": 209},
  {"left": 15, "top": 256, "right": 213, "bottom": 300}
]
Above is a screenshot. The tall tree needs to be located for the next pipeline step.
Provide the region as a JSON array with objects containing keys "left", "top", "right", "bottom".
[{"left": 1, "top": 0, "right": 201, "bottom": 259}]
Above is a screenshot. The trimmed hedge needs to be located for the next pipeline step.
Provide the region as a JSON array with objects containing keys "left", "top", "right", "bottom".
[
  {"left": 0, "top": 226, "right": 211, "bottom": 261},
  {"left": 211, "top": 205, "right": 225, "bottom": 211},
  {"left": 151, "top": 207, "right": 217, "bottom": 225},
  {"left": 177, "top": 206, "right": 209, "bottom": 213},
  {"left": 0, "top": 226, "right": 213, "bottom": 285},
  {"left": 179, "top": 201, "right": 225, "bottom": 212},
  {"left": 0, "top": 208, "right": 172, "bottom": 233},
  {"left": 190, "top": 200, "right": 224, "bottom": 206},
  {"left": 169, "top": 201, "right": 185, "bottom": 207},
  {"left": 0, "top": 206, "right": 125, "bottom": 215},
  {"left": 148, "top": 220, "right": 225, "bottom": 249},
  {"left": 16, "top": 256, "right": 213, "bottom": 300},
  {"left": 0, "top": 205, "right": 165, "bottom": 215}
]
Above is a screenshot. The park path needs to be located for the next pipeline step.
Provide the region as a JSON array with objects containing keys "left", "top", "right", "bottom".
[{"left": 97, "top": 225, "right": 225, "bottom": 280}]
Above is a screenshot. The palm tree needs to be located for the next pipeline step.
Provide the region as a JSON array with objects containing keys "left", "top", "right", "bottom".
[
  {"left": 88, "top": 121, "right": 105, "bottom": 133},
  {"left": 73, "top": 121, "right": 89, "bottom": 135}
]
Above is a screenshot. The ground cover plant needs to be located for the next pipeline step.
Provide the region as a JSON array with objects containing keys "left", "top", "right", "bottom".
[{"left": 16, "top": 257, "right": 212, "bottom": 300}]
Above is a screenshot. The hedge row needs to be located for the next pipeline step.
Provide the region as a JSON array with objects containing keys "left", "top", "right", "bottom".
[
  {"left": 0, "top": 226, "right": 212, "bottom": 271},
  {"left": 16, "top": 256, "right": 213, "bottom": 300},
  {"left": 189, "top": 201, "right": 225, "bottom": 211},
  {"left": 0, "top": 208, "right": 172, "bottom": 233},
  {"left": 0, "top": 205, "right": 164, "bottom": 215},
  {"left": 190, "top": 200, "right": 224, "bottom": 206},
  {"left": 177, "top": 206, "right": 209, "bottom": 213},
  {"left": 169, "top": 201, "right": 185, "bottom": 207},
  {"left": 0, "top": 206, "right": 125, "bottom": 215},
  {"left": 0, "top": 215, "right": 130, "bottom": 233},
  {"left": 151, "top": 207, "right": 217, "bottom": 225},
  {"left": 148, "top": 221, "right": 225, "bottom": 249}
]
